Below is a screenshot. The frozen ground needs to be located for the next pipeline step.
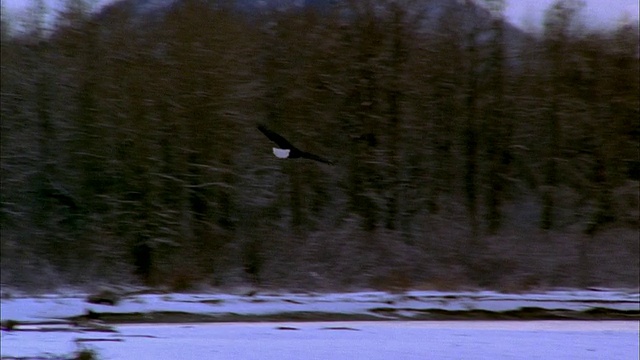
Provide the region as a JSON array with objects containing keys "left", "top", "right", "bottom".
[
  {"left": 1, "top": 289, "right": 638, "bottom": 359},
  {"left": 2, "top": 289, "right": 638, "bottom": 323},
  {"left": 2, "top": 321, "right": 639, "bottom": 360}
]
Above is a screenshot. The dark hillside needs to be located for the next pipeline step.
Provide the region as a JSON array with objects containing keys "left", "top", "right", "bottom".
[{"left": 1, "top": 0, "right": 637, "bottom": 292}]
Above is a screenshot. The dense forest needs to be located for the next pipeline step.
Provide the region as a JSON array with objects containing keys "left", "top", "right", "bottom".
[{"left": 1, "top": 0, "right": 638, "bottom": 292}]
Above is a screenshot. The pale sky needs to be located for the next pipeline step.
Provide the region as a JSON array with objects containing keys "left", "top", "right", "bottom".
[
  {"left": 2, "top": 0, "right": 639, "bottom": 31},
  {"left": 504, "top": 0, "right": 639, "bottom": 31}
]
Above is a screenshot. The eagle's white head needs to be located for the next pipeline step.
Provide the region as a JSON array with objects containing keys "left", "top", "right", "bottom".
[{"left": 272, "top": 148, "right": 290, "bottom": 159}]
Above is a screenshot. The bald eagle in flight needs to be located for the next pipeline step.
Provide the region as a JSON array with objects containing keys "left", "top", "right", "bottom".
[{"left": 258, "top": 125, "right": 334, "bottom": 165}]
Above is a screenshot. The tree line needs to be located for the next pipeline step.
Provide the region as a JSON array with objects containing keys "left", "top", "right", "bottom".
[{"left": 1, "top": 0, "right": 638, "bottom": 291}]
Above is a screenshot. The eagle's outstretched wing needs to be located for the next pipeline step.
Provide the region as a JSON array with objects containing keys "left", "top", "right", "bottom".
[
  {"left": 300, "top": 151, "right": 334, "bottom": 165},
  {"left": 257, "top": 124, "right": 296, "bottom": 150}
]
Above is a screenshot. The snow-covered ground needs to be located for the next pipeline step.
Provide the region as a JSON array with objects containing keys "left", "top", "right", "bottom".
[
  {"left": 2, "top": 321, "right": 639, "bottom": 360},
  {"left": 2, "top": 289, "right": 638, "bottom": 323},
  {"left": 1, "top": 289, "right": 638, "bottom": 359}
]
